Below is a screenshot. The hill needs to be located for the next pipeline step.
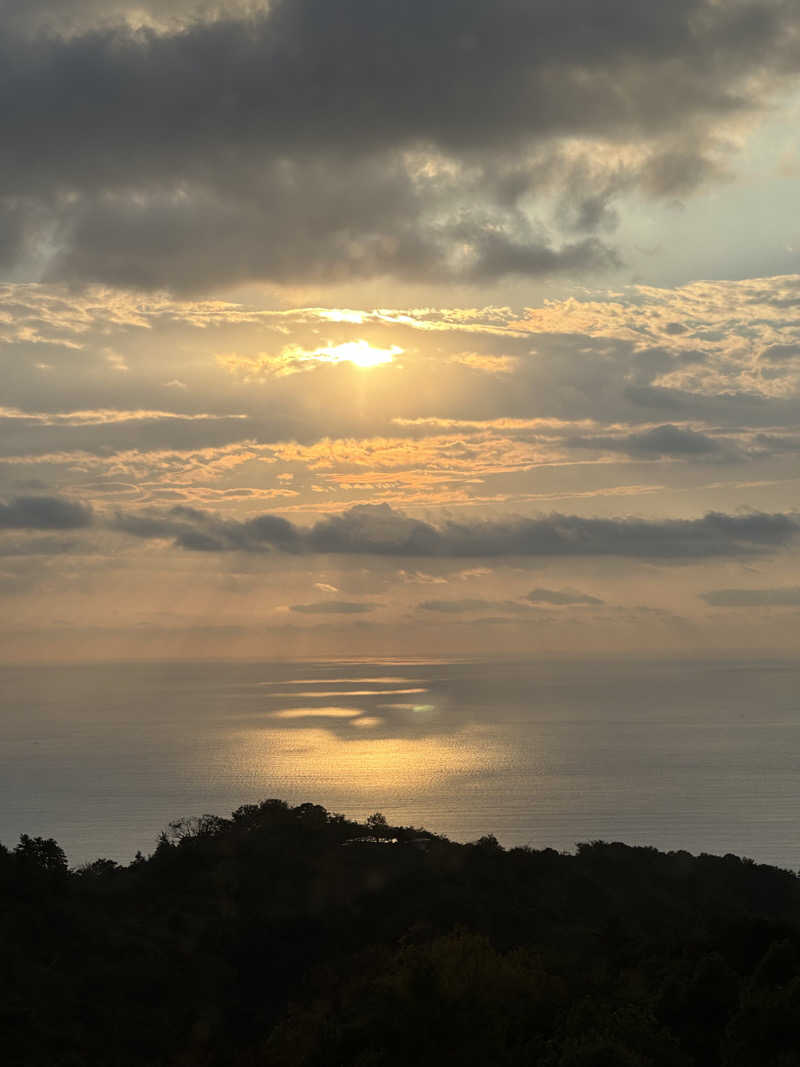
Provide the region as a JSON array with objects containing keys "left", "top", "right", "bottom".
[{"left": 3, "top": 799, "right": 800, "bottom": 1065}]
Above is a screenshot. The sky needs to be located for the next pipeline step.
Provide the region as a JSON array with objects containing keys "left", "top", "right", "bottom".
[{"left": 3, "top": 0, "right": 800, "bottom": 661}]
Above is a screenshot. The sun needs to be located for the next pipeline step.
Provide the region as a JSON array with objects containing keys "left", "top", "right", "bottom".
[{"left": 316, "top": 340, "right": 402, "bottom": 368}]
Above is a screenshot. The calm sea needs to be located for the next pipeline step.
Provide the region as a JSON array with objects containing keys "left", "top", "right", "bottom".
[{"left": 1, "top": 657, "right": 799, "bottom": 870}]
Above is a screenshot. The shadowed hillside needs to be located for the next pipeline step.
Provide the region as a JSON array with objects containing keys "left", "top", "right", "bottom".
[{"left": 3, "top": 799, "right": 800, "bottom": 1065}]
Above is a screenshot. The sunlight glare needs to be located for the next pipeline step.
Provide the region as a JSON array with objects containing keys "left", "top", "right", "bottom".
[
  {"left": 235, "top": 724, "right": 509, "bottom": 794},
  {"left": 316, "top": 340, "right": 401, "bottom": 368},
  {"left": 270, "top": 707, "right": 364, "bottom": 719}
]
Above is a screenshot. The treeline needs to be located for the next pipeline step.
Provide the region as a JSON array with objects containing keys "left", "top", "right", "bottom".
[{"left": 3, "top": 799, "right": 800, "bottom": 1065}]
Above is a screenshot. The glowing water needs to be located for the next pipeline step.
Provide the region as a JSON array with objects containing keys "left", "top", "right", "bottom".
[{"left": 2, "top": 657, "right": 799, "bottom": 868}]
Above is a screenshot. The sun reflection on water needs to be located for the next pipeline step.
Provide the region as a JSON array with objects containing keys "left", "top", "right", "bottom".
[
  {"left": 276, "top": 688, "right": 429, "bottom": 697},
  {"left": 234, "top": 724, "right": 509, "bottom": 795},
  {"left": 270, "top": 707, "right": 364, "bottom": 719}
]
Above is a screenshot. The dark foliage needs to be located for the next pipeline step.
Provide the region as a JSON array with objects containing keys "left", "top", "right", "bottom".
[{"left": 3, "top": 801, "right": 800, "bottom": 1065}]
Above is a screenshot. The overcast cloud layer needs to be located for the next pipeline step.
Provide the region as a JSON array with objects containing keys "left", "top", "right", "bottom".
[{"left": 2, "top": 0, "right": 800, "bottom": 291}]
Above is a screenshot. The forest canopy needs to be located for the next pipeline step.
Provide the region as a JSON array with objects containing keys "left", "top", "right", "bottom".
[{"left": 3, "top": 799, "right": 800, "bottom": 1065}]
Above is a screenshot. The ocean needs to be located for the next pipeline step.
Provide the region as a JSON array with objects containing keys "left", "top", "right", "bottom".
[{"left": 2, "top": 657, "right": 799, "bottom": 869}]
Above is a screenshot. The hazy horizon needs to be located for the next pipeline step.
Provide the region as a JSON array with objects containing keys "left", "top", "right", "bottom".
[{"left": 4, "top": 656, "right": 800, "bottom": 870}]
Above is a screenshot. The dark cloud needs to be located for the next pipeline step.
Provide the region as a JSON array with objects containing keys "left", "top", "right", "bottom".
[
  {"left": 0, "top": 495, "right": 92, "bottom": 529},
  {"left": 174, "top": 529, "right": 230, "bottom": 552},
  {"left": 752, "top": 433, "right": 800, "bottom": 455},
  {"left": 290, "top": 601, "right": 377, "bottom": 614},
  {"left": 111, "top": 505, "right": 301, "bottom": 553},
  {"left": 568, "top": 423, "right": 723, "bottom": 458},
  {"left": 526, "top": 588, "right": 604, "bottom": 605},
  {"left": 759, "top": 343, "right": 800, "bottom": 362},
  {"left": 418, "top": 599, "right": 502, "bottom": 614},
  {"left": 111, "top": 501, "right": 800, "bottom": 560},
  {"left": 3, "top": 1, "right": 255, "bottom": 37},
  {"left": 1, "top": 0, "right": 798, "bottom": 290},
  {"left": 308, "top": 507, "right": 439, "bottom": 556},
  {"left": 620, "top": 385, "right": 797, "bottom": 430},
  {"left": 417, "top": 597, "right": 545, "bottom": 614},
  {"left": 111, "top": 511, "right": 183, "bottom": 540},
  {"left": 700, "top": 587, "right": 800, "bottom": 607},
  {"left": 422, "top": 509, "right": 798, "bottom": 560}
]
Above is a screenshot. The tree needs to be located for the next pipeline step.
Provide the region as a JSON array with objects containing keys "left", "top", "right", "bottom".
[
  {"left": 14, "top": 833, "right": 67, "bottom": 874},
  {"left": 366, "top": 812, "right": 389, "bottom": 840},
  {"left": 166, "top": 814, "right": 228, "bottom": 843},
  {"left": 473, "top": 833, "right": 502, "bottom": 852}
]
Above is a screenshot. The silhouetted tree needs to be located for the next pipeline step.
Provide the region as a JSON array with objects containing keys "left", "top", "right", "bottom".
[
  {"left": 2, "top": 800, "right": 800, "bottom": 1066},
  {"left": 14, "top": 833, "right": 67, "bottom": 873},
  {"left": 366, "top": 811, "right": 390, "bottom": 840}
]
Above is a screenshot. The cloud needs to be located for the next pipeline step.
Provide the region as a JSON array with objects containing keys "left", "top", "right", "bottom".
[
  {"left": 759, "top": 344, "right": 800, "bottom": 362},
  {"left": 110, "top": 501, "right": 800, "bottom": 560},
  {"left": 0, "top": 495, "right": 92, "bottom": 529},
  {"left": 568, "top": 423, "right": 724, "bottom": 459},
  {"left": 4, "top": 1, "right": 262, "bottom": 37},
  {"left": 700, "top": 587, "right": 800, "bottom": 607},
  {"left": 417, "top": 597, "right": 544, "bottom": 614},
  {"left": 447, "top": 352, "right": 518, "bottom": 375},
  {"left": 397, "top": 570, "right": 448, "bottom": 585},
  {"left": 2, "top": 1, "right": 799, "bottom": 290},
  {"left": 111, "top": 505, "right": 301, "bottom": 552},
  {"left": 526, "top": 588, "right": 604, "bottom": 605},
  {"left": 308, "top": 506, "right": 440, "bottom": 555},
  {"left": 220, "top": 341, "right": 403, "bottom": 379},
  {"left": 418, "top": 598, "right": 501, "bottom": 614},
  {"left": 752, "top": 433, "right": 800, "bottom": 456},
  {"left": 289, "top": 601, "right": 378, "bottom": 614},
  {"left": 2, "top": 273, "right": 798, "bottom": 516},
  {"left": 0, "top": 406, "right": 247, "bottom": 427},
  {"left": 2, "top": 279, "right": 800, "bottom": 484}
]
